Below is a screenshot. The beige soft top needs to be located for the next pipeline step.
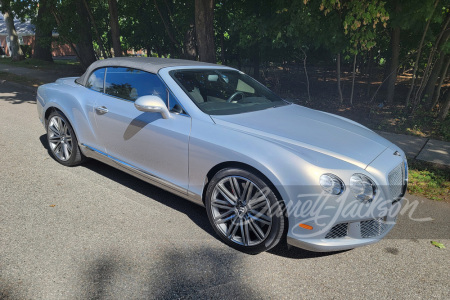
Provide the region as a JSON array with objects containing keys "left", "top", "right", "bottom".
[{"left": 76, "top": 57, "right": 219, "bottom": 86}]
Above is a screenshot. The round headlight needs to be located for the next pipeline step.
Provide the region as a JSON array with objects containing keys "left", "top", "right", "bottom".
[
  {"left": 320, "top": 174, "right": 344, "bottom": 195},
  {"left": 349, "top": 174, "right": 376, "bottom": 202}
]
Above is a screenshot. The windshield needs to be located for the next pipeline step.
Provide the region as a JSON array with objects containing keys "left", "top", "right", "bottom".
[{"left": 170, "top": 69, "right": 287, "bottom": 115}]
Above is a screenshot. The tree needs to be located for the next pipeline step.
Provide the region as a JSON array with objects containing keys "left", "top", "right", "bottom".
[
  {"left": 33, "top": 0, "right": 55, "bottom": 62},
  {"left": 405, "top": 0, "right": 439, "bottom": 106},
  {"left": 195, "top": 0, "right": 215, "bottom": 63},
  {"left": 420, "top": 12, "right": 450, "bottom": 107},
  {"left": 438, "top": 89, "right": 450, "bottom": 121},
  {"left": 83, "top": 0, "right": 109, "bottom": 59},
  {"left": 430, "top": 55, "right": 450, "bottom": 110},
  {"left": 108, "top": 0, "right": 122, "bottom": 57},
  {"left": 0, "top": 0, "right": 24, "bottom": 61},
  {"left": 386, "top": 0, "right": 401, "bottom": 104},
  {"left": 305, "top": 0, "right": 389, "bottom": 104},
  {"left": 74, "top": 0, "right": 97, "bottom": 68}
]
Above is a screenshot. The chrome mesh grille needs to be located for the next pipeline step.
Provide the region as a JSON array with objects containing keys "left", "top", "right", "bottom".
[
  {"left": 388, "top": 163, "right": 404, "bottom": 199},
  {"left": 325, "top": 223, "right": 348, "bottom": 239},
  {"left": 360, "top": 218, "right": 387, "bottom": 238}
]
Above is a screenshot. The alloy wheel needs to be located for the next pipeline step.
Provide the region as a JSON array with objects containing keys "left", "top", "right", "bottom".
[
  {"left": 48, "top": 116, "right": 73, "bottom": 161},
  {"left": 210, "top": 176, "right": 273, "bottom": 246}
]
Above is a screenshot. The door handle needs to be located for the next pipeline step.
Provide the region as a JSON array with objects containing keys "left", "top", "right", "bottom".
[{"left": 95, "top": 106, "right": 108, "bottom": 115}]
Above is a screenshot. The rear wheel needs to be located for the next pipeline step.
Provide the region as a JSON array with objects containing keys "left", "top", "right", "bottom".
[
  {"left": 205, "top": 168, "right": 285, "bottom": 254},
  {"left": 46, "top": 111, "right": 84, "bottom": 166}
]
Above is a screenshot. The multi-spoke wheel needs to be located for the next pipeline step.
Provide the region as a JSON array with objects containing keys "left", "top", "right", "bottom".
[
  {"left": 46, "top": 111, "right": 84, "bottom": 166},
  {"left": 205, "top": 168, "right": 285, "bottom": 254}
]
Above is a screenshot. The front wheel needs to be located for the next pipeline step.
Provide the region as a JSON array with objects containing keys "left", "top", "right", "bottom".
[
  {"left": 205, "top": 168, "right": 286, "bottom": 254},
  {"left": 46, "top": 111, "right": 84, "bottom": 166}
]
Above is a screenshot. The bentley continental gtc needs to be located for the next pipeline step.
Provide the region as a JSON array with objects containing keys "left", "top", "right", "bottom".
[{"left": 37, "top": 57, "right": 408, "bottom": 254}]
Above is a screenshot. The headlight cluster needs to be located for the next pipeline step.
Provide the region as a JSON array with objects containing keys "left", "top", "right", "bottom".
[
  {"left": 349, "top": 174, "right": 376, "bottom": 202},
  {"left": 319, "top": 174, "right": 344, "bottom": 195},
  {"left": 319, "top": 173, "right": 377, "bottom": 202}
]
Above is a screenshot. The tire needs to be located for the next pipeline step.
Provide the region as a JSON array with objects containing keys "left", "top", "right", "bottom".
[
  {"left": 46, "top": 110, "right": 84, "bottom": 166},
  {"left": 205, "top": 168, "right": 286, "bottom": 254}
]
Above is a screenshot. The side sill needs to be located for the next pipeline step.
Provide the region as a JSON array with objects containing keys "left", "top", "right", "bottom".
[{"left": 80, "top": 143, "right": 204, "bottom": 206}]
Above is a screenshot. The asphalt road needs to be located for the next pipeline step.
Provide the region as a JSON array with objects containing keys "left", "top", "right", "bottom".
[{"left": 0, "top": 81, "right": 449, "bottom": 299}]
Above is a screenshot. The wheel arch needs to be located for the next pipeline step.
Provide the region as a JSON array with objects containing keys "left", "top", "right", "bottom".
[
  {"left": 202, "top": 161, "right": 285, "bottom": 209},
  {"left": 44, "top": 106, "right": 60, "bottom": 124},
  {"left": 44, "top": 106, "right": 83, "bottom": 146}
]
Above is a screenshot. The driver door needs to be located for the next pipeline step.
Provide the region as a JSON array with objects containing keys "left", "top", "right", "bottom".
[{"left": 91, "top": 67, "right": 191, "bottom": 191}]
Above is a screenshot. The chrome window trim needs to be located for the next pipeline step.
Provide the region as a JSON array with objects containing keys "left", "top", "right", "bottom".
[
  {"left": 157, "top": 73, "right": 190, "bottom": 117},
  {"left": 83, "top": 66, "right": 190, "bottom": 117},
  {"left": 84, "top": 67, "right": 107, "bottom": 93}
]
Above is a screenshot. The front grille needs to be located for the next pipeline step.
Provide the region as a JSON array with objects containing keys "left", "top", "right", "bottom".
[
  {"left": 360, "top": 218, "right": 387, "bottom": 238},
  {"left": 325, "top": 223, "right": 348, "bottom": 239},
  {"left": 388, "top": 163, "right": 405, "bottom": 200}
]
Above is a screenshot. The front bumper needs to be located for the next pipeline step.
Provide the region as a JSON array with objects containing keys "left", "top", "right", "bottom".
[
  {"left": 285, "top": 148, "right": 407, "bottom": 252},
  {"left": 286, "top": 203, "right": 401, "bottom": 252}
]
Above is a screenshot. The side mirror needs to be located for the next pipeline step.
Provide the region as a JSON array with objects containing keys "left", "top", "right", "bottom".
[{"left": 134, "top": 95, "right": 170, "bottom": 119}]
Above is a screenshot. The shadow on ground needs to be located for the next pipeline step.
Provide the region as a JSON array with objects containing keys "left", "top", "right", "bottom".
[
  {"left": 0, "top": 81, "right": 36, "bottom": 105},
  {"left": 82, "top": 247, "right": 266, "bottom": 299},
  {"left": 39, "top": 134, "right": 344, "bottom": 261}
]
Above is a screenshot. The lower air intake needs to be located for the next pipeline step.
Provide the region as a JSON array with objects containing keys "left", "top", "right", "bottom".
[
  {"left": 360, "top": 218, "right": 387, "bottom": 238},
  {"left": 325, "top": 223, "right": 348, "bottom": 239}
]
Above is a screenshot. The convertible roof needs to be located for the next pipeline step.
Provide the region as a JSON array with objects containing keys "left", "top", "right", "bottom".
[{"left": 76, "top": 57, "right": 219, "bottom": 86}]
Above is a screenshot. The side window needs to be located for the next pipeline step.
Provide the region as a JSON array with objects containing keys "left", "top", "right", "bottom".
[
  {"left": 104, "top": 67, "right": 166, "bottom": 101},
  {"left": 86, "top": 68, "right": 105, "bottom": 92}
]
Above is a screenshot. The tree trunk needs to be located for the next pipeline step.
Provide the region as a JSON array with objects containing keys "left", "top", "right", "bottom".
[
  {"left": 32, "top": 0, "right": 54, "bottom": 62},
  {"left": 195, "top": 0, "right": 215, "bottom": 63},
  {"left": 350, "top": 53, "right": 357, "bottom": 105},
  {"left": 51, "top": 9, "right": 80, "bottom": 62},
  {"left": 220, "top": 31, "right": 226, "bottom": 64},
  {"left": 438, "top": 89, "right": 450, "bottom": 121},
  {"left": 154, "top": 0, "right": 180, "bottom": 51},
  {"left": 300, "top": 49, "right": 311, "bottom": 103},
  {"left": 423, "top": 52, "right": 448, "bottom": 106},
  {"left": 75, "top": 1, "right": 97, "bottom": 69},
  {"left": 183, "top": 24, "right": 197, "bottom": 60},
  {"left": 414, "top": 13, "right": 450, "bottom": 107},
  {"left": 386, "top": 12, "right": 401, "bottom": 104},
  {"left": 405, "top": 0, "right": 439, "bottom": 106},
  {"left": 430, "top": 55, "right": 450, "bottom": 110},
  {"left": 83, "top": 0, "right": 108, "bottom": 59},
  {"left": 253, "top": 45, "right": 260, "bottom": 80},
  {"left": 337, "top": 53, "right": 343, "bottom": 104},
  {"left": 108, "top": 0, "right": 122, "bottom": 57},
  {"left": 0, "top": 0, "right": 25, "bottom": 61},
  {"left": 366, "top": 50, "right": 372, "bottom": 97}
]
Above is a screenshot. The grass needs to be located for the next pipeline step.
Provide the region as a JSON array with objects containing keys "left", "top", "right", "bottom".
[
  {"left": 0, "top": 57, "right": 81, "bottom": 71},
  {"left": 374, "top": 108, "right": 450, "bottom": 142},
  {"left": 0, "top": 71, "right": 44, "bottom": 88},
  {"left": 407, "top": 160, "right": 450, "bottom": 201}
]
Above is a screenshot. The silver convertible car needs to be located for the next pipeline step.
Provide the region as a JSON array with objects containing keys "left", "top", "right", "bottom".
[{"left": 37, "top": 57, "right": 407, "bottom": 254}]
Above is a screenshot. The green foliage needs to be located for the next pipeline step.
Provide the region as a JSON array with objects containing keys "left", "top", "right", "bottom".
[
  {"left": 306, "top": 0, "right": 389, "bottom": 53},
  {"left": 430, "top": 241, "right": 446, "bottom": 249},
  {"left": 408, "top": 161, "right": 450, "bottom": 201},
  {"left": 21, "top": 44, "right": 32, "bottom": 58}
]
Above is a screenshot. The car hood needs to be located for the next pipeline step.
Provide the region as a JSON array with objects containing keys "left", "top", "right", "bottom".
[{"left": 211, "top": 104, "right": 393, "bottom": 169}]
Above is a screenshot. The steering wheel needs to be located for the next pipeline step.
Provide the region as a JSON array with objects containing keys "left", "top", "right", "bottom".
[{"left": 227, "top": 91, "right": 245, "bottom": 103}]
